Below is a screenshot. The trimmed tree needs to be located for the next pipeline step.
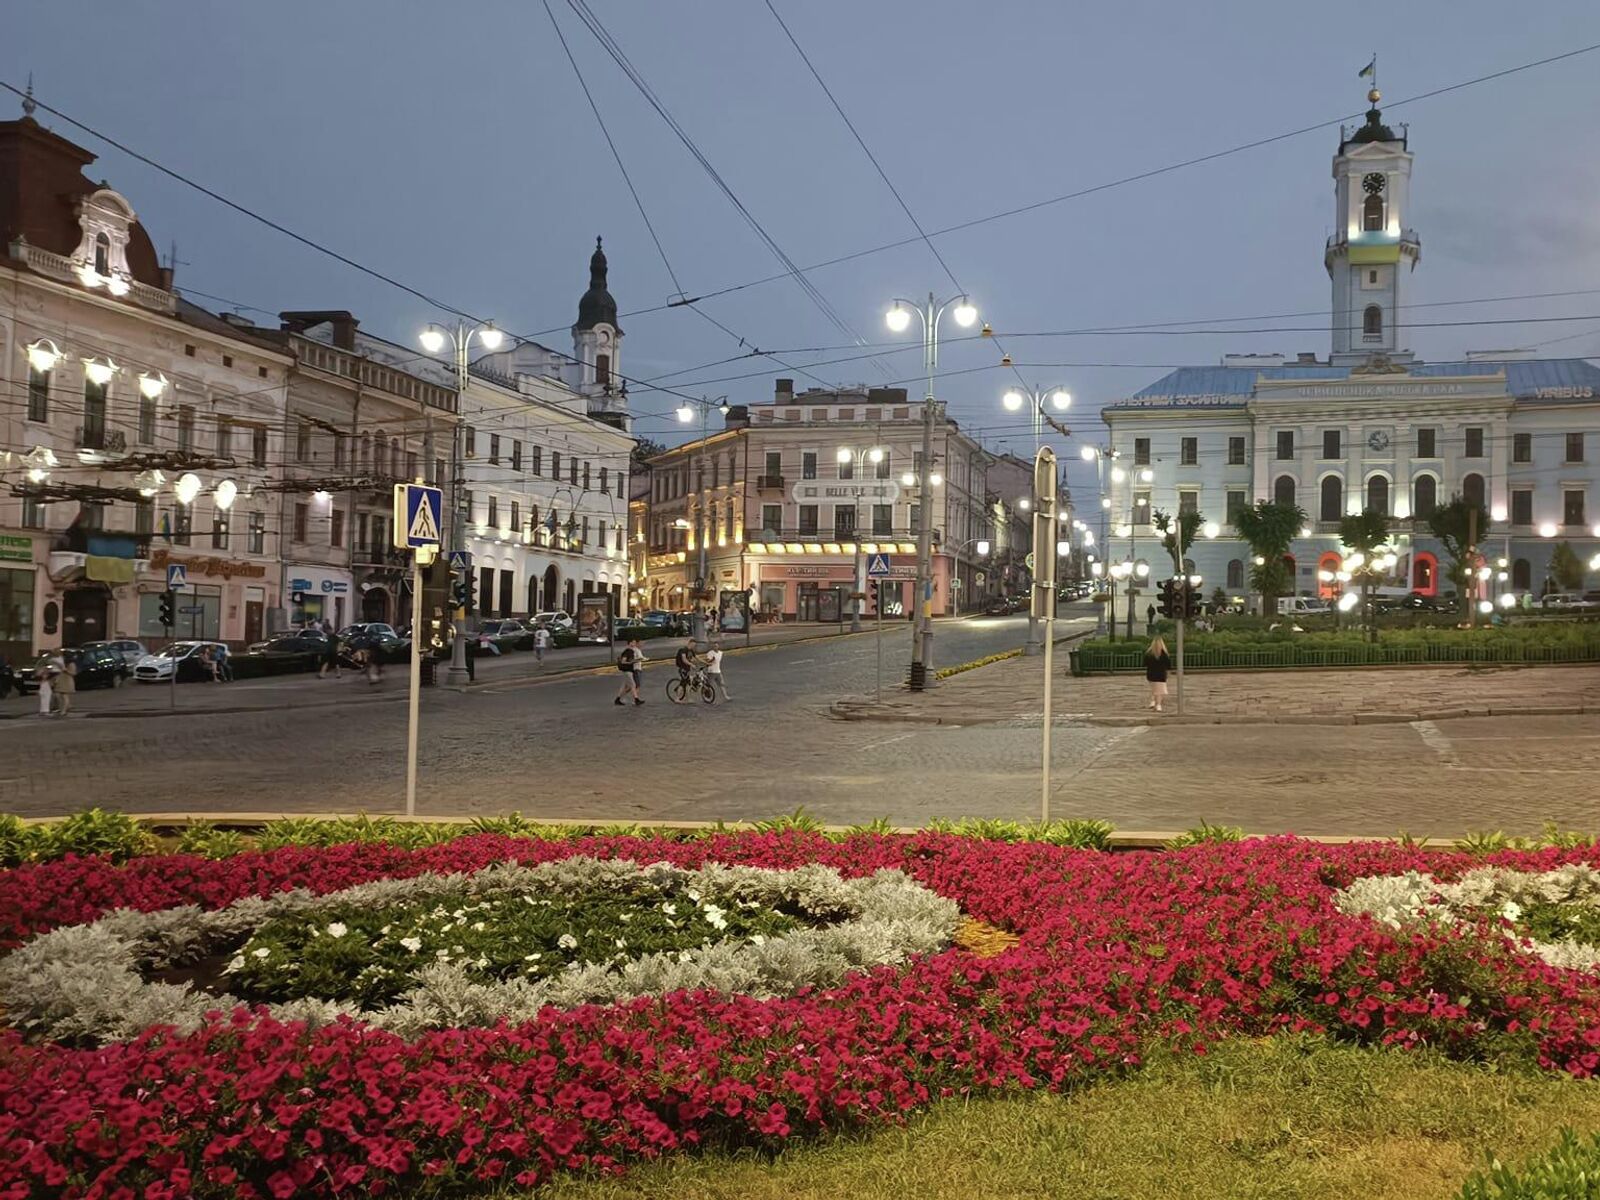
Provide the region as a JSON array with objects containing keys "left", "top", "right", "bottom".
[
  {"left": 1550, "top": 541, "right": 1584, "bottom": 595},
  {"left": 1152, "top": 508, "right": 1204, "bottom": 578},
  {"left": 1232, "top": 500, "right": 1306, "bottom": 617},
  {"left": 1426, "top": 494, "right": 1491, "bottom": 619},
  {"left": 1337, "top": 508, "right": 1391, "bottom": 643}
]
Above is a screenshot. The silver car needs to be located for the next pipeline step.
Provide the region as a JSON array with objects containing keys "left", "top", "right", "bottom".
[{"left": 80, "top": 639, "right": 148, "bottom": 668}]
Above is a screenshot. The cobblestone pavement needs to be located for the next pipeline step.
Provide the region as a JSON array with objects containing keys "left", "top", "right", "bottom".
[{"left": 5, "top": 610, "right": 1596, "bottom": 838}]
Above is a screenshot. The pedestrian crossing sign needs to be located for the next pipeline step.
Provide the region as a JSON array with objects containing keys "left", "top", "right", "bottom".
[
  {"left": 165, "top": 563, "right": 188, "bottom": 591},
  {"left": 866, "top": 553, "right": 892, "bottom": 577},
  {"left": 393, "top": 484, "right": 443, "bottom": 550}
]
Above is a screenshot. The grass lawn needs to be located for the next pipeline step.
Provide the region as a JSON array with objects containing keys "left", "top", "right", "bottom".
[{"left": 523, "top": 1036, "right": 1600, "bottom": 1200}]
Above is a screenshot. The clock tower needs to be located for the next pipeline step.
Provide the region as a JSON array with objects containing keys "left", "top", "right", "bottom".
[{"left": 1325, "top": 88, "right": 1420, "bottom": 366}]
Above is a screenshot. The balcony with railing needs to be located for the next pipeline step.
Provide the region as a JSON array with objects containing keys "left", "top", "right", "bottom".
[
  {"left": 756, "top": 474, "right": 785, "bottom": 490},
  {"left": 75, "top": 424, "right": 126, "bottom": 453}
]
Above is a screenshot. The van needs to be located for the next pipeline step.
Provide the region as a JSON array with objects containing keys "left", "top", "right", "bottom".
[{"left": 1277, "top": 595, "right": 1332, "bottom": 616}]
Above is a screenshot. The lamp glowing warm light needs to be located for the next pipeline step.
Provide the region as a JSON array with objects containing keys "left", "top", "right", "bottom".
[
  {"left": 1056, "top": 540, "right": 1070, "bottom": 557},
  {"left": 1346, "top": 552, "right": 1365, "bottom": 570},
  {"left": 1049, "top": 389, "right": 1071, "bottom": 410},
  {"left": 1100, "top": 498, "right": 1111, "bottom": 509},
  {"left": 477, "top": 325, "right": 504, "bottom": 350},
  {"left": 213, "top": 479, "right": 238, "bottom": 511},
  {"left": 676, "top": 405, "right": 694, "bottom": 423},
  {"left": 1253, "top": 555, "right": 1266, "bottom": 566},
  {"left": 1083, "top": 531, "right": 1095, "bottom": 546},
  {"left": 1337, "top": 592, "right": 1360, "bottom": 612},
  {"left": 1500, "top": 592, "right": 1517, "bottom": 608},
  {"left": 1491, "top": 504, "right": 1508, "bottom": 522},
  {"left": 901, "top": 472, "right": 916, "bottom": 487},
  {"left": 951, "top": 300, "right": 978, "bottom": 327},
  {"left": 1018, "top": 498, "right": 1030, "bottom": 511},
  {"left": 1477, "top": 600, "right": 1494, "bottom": 615},
  {"left": 418, "top": 327, "right": 446, "bottom": 354},
  {"left": 1110, "top": 466, "right": 1127, "bottom": 483},
  {"left": 929, "top": 472, "right": 943, "bottom": 487},
  {"left": 25, "top": 339, "right": 61, "bottom": 373},
  {"left": 313, "top": 490, "right": 331, "bottom": 503},
  {"left": 1079, "top": 445, "right": 1096, "bottom": 461},
  {"left": 1202, "top": 521, "right": 1220, "bottom": 539},
  {"left": 1138, "top": 468, "right": 1154, "bottom": 483},
  {"left": 836, "top": 447, "right": 852, "bottom": 463},
  {"left": 82, "top": 358, "right": 117, "bottom": 387},
  {"left": 1134, "top": 562, "right": 1150, "bottom": 578},
  {"left": 135, "top": 469, "right": 164, "bottom": 497},
  {"left": 976, "top": 539, "right": 991, "bottom": 556},
  {"left": 138, "top": 372, "right": 168, "bottom": 400},
  {"left": 1118, "top": 524, "right": 1133, "bottom": 538},
  {"left": 885, "top": 304, "right": 911, "bottom": 333},
  {"left": 1002, "top": 390, "right": 1024, "bottom": 411},
  {"left": 174, "top": 473, "right": 202, "bottom": 505},
  {"left": 1539, "top": 522, "right": 1558, "bottom": 538},
  {"left": 1091, "top": 562, "right": 1103, "bottom": 577},
  {"left": 868, "top": 447, "right": 884, "bottom": 463}
]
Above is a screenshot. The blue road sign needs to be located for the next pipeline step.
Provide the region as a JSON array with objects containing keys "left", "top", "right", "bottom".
[
  {"left": 866, "top": 553, "right": 892, "bottom": 578},
  {"left": 449, "top": 550, "right": 473, "bottom": 572},
  {"left": 165, "top": 563, "right": 188, "bottom": 591},
  {"left": 393, "top": 484, "right": 443, "bottom": 549}
]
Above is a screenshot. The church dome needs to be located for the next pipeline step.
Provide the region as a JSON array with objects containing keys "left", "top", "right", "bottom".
[
  {"left": 575, "top": 236, "right": 619, "bottom": 333},
  {"left": 1348, "top": 96, "right": 1397, "bottom": 145}
]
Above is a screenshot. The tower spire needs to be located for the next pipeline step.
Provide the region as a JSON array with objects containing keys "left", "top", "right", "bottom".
[{"left": 21, "top": 73, "right": 36, "bottom": 119}]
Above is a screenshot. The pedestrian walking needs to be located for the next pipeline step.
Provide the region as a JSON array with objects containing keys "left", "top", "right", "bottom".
[
  {"left": 52, "top": 650, "right": 76, "bottom": 717},
  {"left": 533, "top": 624, "right": 551, "bottom": 666},
  {"left": 703, "top": 645, "right": 731, "bottom": 702},
  {"left": 1143, "top": 635, "right": 1172, "bottom": 714},
  {"left": 614, "top": 639, "right": 645, "bottom": 706},
  {"left": 215, "top": 642, "right": 233, "bottom": 683},
  {"left": 35, "top": 650, "right": 57, "bottom": 717},
  {"left": 319, "top": 631, "right": 342, "bottom": 678},
  {"left": 465, "top": 634, "right": 477, "bottom": 683},
  {"left": 1145, "top": 602, "right": 1156, "bottom": 633},
  {"left": 364, "top": 646, "right": 384, "bottom": 687}
]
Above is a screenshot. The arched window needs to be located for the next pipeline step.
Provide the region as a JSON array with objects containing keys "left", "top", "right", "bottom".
[
  {"left": 1320, "top": 476, "right": 1343, "bottom": 522},
  {"left": 93, "top": 232, "right": 110, "bottom": 276},
  {"left": 1273, "top": 475, "right": 1296, "bottom": 506},
  {"left": 1462, "top": 472, "right": 1486, "bottom": 509},
  {"left": 1413, "top": 552, "right": 1437, "bottom": 595},
  {"left": 1363, "top": 305, "right": 1383, "bottom": 339},
  {"left": 1412, "top": 474, "right": 1436, "bottom": 519},
  {"left": 1512, "top": 558, "right": 1531, "bottom": 591},
  {"left": 1366, "top": 474, "right": 1389, "bottom": 515},
  {"left": 1226, "top": 559, "right": 1244, "bottom": 590},
  {"left": 1363, "top": 192, "right": 1385, "bottom": 233},
  {"left": 595, "top": 353, "right": 610, "bottom": 387},
  {"left": 1318, "top": 552, "right": 1343, "bottom": 599}
]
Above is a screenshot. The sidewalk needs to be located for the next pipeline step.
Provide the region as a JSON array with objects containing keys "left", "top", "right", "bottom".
[{"left": 833, "top": 654, "right": 1600, "bottom": 727}]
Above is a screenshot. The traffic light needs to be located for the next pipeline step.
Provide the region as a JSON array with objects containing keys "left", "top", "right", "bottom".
[
  {"left": 451, "top": 573, "right": 476, "bottom": 615},
  {"left": 1157, "top": 578, "right": 1178, "bottom": 619},
  {"left": 158, "top": 590, "right": 175, "bottom": 628},
  {"left": 1180, "top": 581, "right": 1203, "bottom": 620}
]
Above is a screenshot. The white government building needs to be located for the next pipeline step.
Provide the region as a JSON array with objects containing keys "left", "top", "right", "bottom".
[{"left": 1100, "top": 89, "right": 1600, "bottom": 605}]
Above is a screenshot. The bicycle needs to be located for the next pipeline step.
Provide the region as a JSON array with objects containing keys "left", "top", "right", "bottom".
[{"left": 666, "top": 667, "right": 717, "bottom": 705}]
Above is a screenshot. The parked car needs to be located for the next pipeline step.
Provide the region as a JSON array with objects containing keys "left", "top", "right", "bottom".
[
  {"left": 338, "top": 623, "right": 403, "bottom": 651},
  {"left": 984, "top": 598, "right": 1014, "bottom": 616},
  {"left": 532, "top": 611, "right": 575, "bottom": 633},
  {"left": 133, "top": 641, "right": 227, "bottom": 683},
  {"left": 1541, "top": 592, "right": 1599, "bottom": 610},
  {"left": 638, "top": 610, "right": 675, "bottom": 629},
  {"left": 476, "top": 619, "right": 532, "bottom": 652},
  {"left": 246, "top": 632, "right": 329, "bottom": 667},
  {"left": 78, "top": 639, "right": 148, "bottom": 668},
  {"left": 16, "top": 645, "right": 131, "bottom": 693},
  {"left": 1372, "top": 591, "right": 1442, "bottom": 615}
]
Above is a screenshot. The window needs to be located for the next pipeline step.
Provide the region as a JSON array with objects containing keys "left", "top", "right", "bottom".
[
  {"left": 1134, "top": 437, "right": 1151, "bottom": 465},
  {"left": 761, "top": 504, "right": 781, "bottom": 534},
  {"left": 583, "top": 462, "right": 591, "bottom": 490},
  {"left": 1319, "top": 476, "right": 1343, "bottom": 522},
  {"left": 595, "top": 353, "right": 610, "bottom": 386},
  {"left": 82, "top": 379, "right": 107, "bottom": 448},
  {"left": 293, "top": 503, "right": 308, "bottom": 543},
  {"left": 530, "top": 446, "right": 542, "bottom": 475},
  {"left": 172, "top": 507, "right": 192, "bottom": 546},
  {"left": 406, "top": 451, "right": 417, "bottom": 482},
  {"left": 834, "top": 506, "right": 857, "bottom": 538},
  {"left": 550, "top": 450, "right": 561, "bottom": 479},
  {"left": 873, "top": 504, "right": 892, "bottom": 535},
  {"left": 215, "top": 419, "right": 235, "bottom": 458},
  {"left": 222, "top": 355, "right": 233, "bottom": 369},
  {"left": 1564, "top": 489, "right": 1587, "bottom": 527},
  {"left": 1180, "top": 437, "right": 1197, "bottom": 466},
  {"left": 296, "top": 423, "right": 311, "bottom": 462},
  {"left": 1273, "top": 475, "right": 1296, "bottom": 506},
  {"left": 488, "top": 434, "right": 500, "bottom": 465},
  {"left": 1226, "top": 559, "right": 1245, "bottom": 589},
  {"left": 724, "top": 507, "right": 734, "bottom": 541},
  {"left": 137, "top": 395, "right": 155, "bottom": 445},
  {"left": 1228, "top": 436, "right": 1245, "bottom": 466},
  {"left": 511, "top": 502, "right": 520, "bottom": 533},
  {"left": 464, "top": 427, "right": 477, "bottom": 458},
  {"left": 1365, "top": 474, "right": 1389, "bottom": 515},
  {"left": 764, "top": 451, "right": 781, "bottom": 479},
  {"left": 1567, "top": 433, "right": 1585, "bottom": 463},
  {"left": 599, "top": 467, "right": 608, "bottom": 493},
  {"left": 321, "top": 507, "right": 339, "bottom": 548},
  {"left": 1511, "top": 488, "right": 1533, "bottom": 526},
  {"left": 1276, "top": 431, "right": 1294, "bottom": 460},
  {"left": 81, "top": 503, "right": 104, "bottom": 531},
  {"left": 909, "top": 504, "right": 921, "bottom": 534},
  {"left": 21, "top": 497, "right": 43, "bottom": 528},
  {"left": 177, "top": 405, "right": 194, "bottom": 452},
  {"left": 93, "top": 232, "right": 110, "bottom": 275},
  {"left": 487, "top": 496, "right": 498, "bottom": 529},
  {"left": 597, "top": 518, "right": 606, "bottom": 549},
  {"left": 211, "top": 515, "right": 229, "bottom": 550},
  {"left": 248, "top": 512, "right": 265, "bottom": 554},
  {"left": 1362, "top": 191, "right": 1384, "bottom": 232},
  {"left": 1226, "top": 489, "right": 1247, "bottom": 523},
  {"left": 875, "top": 451, "right": 891, "bottom": 480},
  {"left": 1321, "top": 430, "right": 1342, "bottom": 460},
  {"left": 252, "top": 426, "right": 267, "bottom": 467},
  {"left": 1465, "top": 427, "right": 1484, "bottom": 458},
  {"left": 356, "top": 513, "right": 368, "bottom": 550},
  {"left": 1363, "top": 305, "right": 1382, "bottom": 340},
  {"left": 839, "top": 456, "right": 854, "bottom": 480},
  {"left": 1417, "top": 428, "right": 1436, "bottom": 458},
  {"left": 1462, "top": 473, "right": 1486, "bottom": 509},
  {"left": 569, "top": 458, "right": 578, "bottom": 485},
  {"left": 802, "top": 451, "right": 817, "bottom": 480},
  {"left": 1513, "top": 558, "right": 1532, "bottom": 592},
  {"left": 135, "top": 499, "right": 154, "bottom": 536},
  {"left": 1413, "top": 475, "right": 1437, "bottom": 518},
  {"left": 1513, "top": 432, "right": 1532, "bottom": 463},
  {"left": 26, "top": 366, "right": 49, "bottom": 421},
  {"left": 1134, "top": 490, "right": 1151, "bottom": 520},
  {"left": 798, "top": 505, "right": 818, "bottom": 535},
  {"left": 1178, "top": 490, "right": 1199, "bottom": 516},
  {"left": 371, "top": 516, "right": 386, "bottom": 555}
]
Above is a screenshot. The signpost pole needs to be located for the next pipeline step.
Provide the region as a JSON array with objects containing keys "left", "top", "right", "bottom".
[
  {"left": 1030, "top": 449, "right": 1059, "bottom": 825},
  {"left": 875, "top": 583, "right": 883, "bottom": 703},
  {"left": 395, "top": 482, "right": 443, "bottom": 821},
  {"left": 405, "top": 548, "right": 428, "bottom": 819},
  {"left": 169, "top": 600, "right": 177, "bottom": 710}
]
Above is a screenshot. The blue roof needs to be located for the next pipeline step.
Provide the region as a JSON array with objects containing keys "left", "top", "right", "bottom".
[{"left": 1113, "top": 357, "right": 1600, "bottom": 409}]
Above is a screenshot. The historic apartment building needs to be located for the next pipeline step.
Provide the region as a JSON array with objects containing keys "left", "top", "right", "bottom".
[
  {"left": 636, "top": 380, "right": 1032, "bottom": 619},
  {"left": 1101, "top": 90, "right": 1600, "bottom": 602}
]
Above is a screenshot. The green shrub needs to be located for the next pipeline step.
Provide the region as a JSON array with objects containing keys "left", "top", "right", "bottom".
[
  {"left": 255, "top": 816, "right": 339, "bottom": 851},
  {"left": 1033, "top": 819, "right": 1116, "bottom": 850},
  {"left": 1166, "top": 820, "right": 1245, "bottom": 850},
  {"left": 1537, "top": 822, "right": 1599, "bottom": 850},
  {"left": 33, "top": 808, "right": 153, "bottom": 863},
  {"left": 469, "top": 812, "right": 545, "bottom": 838},
  {"left": 1455, "top": 830, "right": 1534, "bottom": 855},
  {"left": 1457, "top": 1128, "right": 1600, "bottom": 1199},
  {"left": 753, "top": 808, "right": 827, "bottom": 835},
  {"left": 0, "top": 813, "right": 43, "bottom": 867},
  {"left": 176, "top": 823, "right": 250, "bottom": 860}
]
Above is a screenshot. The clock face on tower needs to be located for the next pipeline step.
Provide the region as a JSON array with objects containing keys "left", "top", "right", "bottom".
[
  {"left": 1367, "top": 430, "right": 1391, "bottom": 452},
  {"left": 1362, "top": 172, "right": 1386, "bottom": 195}
]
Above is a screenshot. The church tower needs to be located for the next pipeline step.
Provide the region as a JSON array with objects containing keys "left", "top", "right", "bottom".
[
  {"left": 571, "top": 236, "right": 627, "bottom": 429},
  {"left": 1325, "top": 85, "right": 1420, "bottom": 366}
]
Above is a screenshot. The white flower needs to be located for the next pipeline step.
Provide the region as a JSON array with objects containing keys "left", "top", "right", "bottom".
[
  {"left": 326, "top": 922, "right": 348, "bottom": 938},
  {"left": 749, "top": 934, "right": 765, "bottom": 947},
  {"left": 400, "top": 937, "right": 422, "bottom": 953},
  {"left": 436, "top": 949, "right": 451, "bottom": 959},
  {"left": 474, "top": 957, "right": 488, "bottom": 969},
  {"left": 523, "top": 952, "right": 542, "bottom": 962},
  {"left": 687, "top": 889, "right": 701, "bottom": 903},
  {"left": 703, "top": 905, "right": 728, "bottom": 931},
  {"left": 252, "top": 947, "right": 270, "bottom": 959},
  {"left": 1500, "top": 900, "right": 1524, "bottom": 922},
  {"left": 380, "top": 924, "right": 392, "bottom": 935},
  {"left": 615, "top": 938, "right": 628, "bottom": 949},
  {"left": 472, "top": 922, "right": 486, "bottom": 932},
  {"left": 558, "top": 933, "right": 578, "bottom": 950},
  {"left": 661, "top": 902, "right": 677, "bottom": 916},
  {"left": 226, "top": 955, "right": 245, "bottom": 973}
]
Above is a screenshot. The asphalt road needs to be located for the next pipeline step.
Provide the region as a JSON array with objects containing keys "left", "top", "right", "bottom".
[{"left": 5, "top": 606, "right": 1596, "bottom": 838}]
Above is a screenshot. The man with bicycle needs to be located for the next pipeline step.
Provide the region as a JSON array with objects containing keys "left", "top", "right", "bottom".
[{"left": 673, "top": 639, "right": 699, "bottom": 689}]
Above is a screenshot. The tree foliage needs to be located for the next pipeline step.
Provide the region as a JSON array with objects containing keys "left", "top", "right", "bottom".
[
  {"left": 1549, "top": 541, "right": 1585, "bottom": 593},
  {"left": 1338, "top": 508, "right": 1391, "bottom": 643},
  {"left": 630, "top": 438, "right": 667, "bottom": 467},
  {"left": 1152, "top": 509, "right": 1204, "bottom": 575},
  {"left": 1232, "top": 500, "right": 1306, "bottom": 616},
  {"left": 1426, "top": 495, "right": 1491, "bottom": 616}
]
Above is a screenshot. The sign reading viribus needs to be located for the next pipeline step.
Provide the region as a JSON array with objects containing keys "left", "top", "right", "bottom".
[{"left": 790, "top": 480, "right": 901, "bottom": 504}]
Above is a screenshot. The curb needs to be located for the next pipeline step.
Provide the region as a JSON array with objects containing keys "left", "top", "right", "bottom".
[{"left": 830, "top": 701, "right": 1593, "bottom": 729}]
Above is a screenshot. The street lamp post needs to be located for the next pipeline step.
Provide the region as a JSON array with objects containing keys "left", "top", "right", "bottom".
[
  {"left": 420, "top": 319, "right": 504, "bottom": 685},
  {"left": 886, "top": 293, "right": 977, "bottom": 689},
  {"left": 1002, "top": 385, "right": 1071, "bottom": 656},
  {"left": 836, "top": 445, "right": 886, "bottom": 633},
  {"left": 676, "top": 396, "right": 729, "bottom": 649}
]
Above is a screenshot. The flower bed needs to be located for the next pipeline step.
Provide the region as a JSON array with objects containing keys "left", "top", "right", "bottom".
[{"left": 2, "top": 832, "right": 1600, "bottom": 1197}]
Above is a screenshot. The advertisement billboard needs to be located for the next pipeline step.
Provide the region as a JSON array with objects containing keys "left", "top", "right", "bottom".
[
  {"left": 576, "top": 592, "right": 613, "bottom": 645},
  {"left": 717, "top": 588, "right": 749, "bottom": 634}
]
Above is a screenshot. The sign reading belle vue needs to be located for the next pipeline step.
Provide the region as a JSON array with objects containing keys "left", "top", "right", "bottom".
[{"left": 790, "top": 481, "right": 900, "bottom": 504}]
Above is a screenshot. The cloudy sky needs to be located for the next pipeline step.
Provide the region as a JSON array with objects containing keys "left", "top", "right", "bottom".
[{"left": 8, "top": 1, "right": 1600, "bottom": 496}]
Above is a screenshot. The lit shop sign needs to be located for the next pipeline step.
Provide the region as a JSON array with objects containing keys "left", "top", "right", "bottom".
[
  {"left": 789, "top": 481, "right": 901, "bottom": 503},
  {"left": 290, "top": 577, "right": 350, "bottom": 594},
  {"left": 1286, "top": 382, "right": 1471, "bottom": 399}
]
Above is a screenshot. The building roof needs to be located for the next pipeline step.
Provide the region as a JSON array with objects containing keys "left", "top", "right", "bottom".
[
  {"left": 574, "top": 236, "right": 619, "bottom": 333},
  {"left": 1107, "top": 357, "right": 1600, "bottom": 412}
]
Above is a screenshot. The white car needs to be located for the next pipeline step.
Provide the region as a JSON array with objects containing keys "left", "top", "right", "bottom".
[
  {"left": 133, "top": 641, "right": 226, "bottom": 682},
  {"left": 532, "top": 611, "right": 575, "bottom": 632}
]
